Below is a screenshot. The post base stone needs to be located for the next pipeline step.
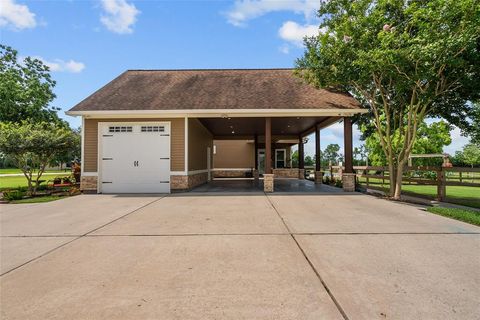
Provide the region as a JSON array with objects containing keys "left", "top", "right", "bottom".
[
  {"left": 298, "top": 169, "right": 305, "bottom": 180},
  {"left": 315, "top": 171, "right": 323, "bottom": 184},
  {"left": 263, "top": 174, "right": 274, "bottom": 193},
  {"left": 342, "top": 173, "right": 356, "bottom": 192}
]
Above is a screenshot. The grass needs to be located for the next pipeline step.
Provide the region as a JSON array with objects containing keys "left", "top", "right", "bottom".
[
  {"left": 357, "top": 177, "right": 480, "bottom": 209},
  {"left": 427, "top": 206, "right": 480, "bottom": 226},
  {"left": 10, "top": 195, "right": 66, "bottom": 204},
  {"left": 0, "top": 174, "right": 72, "bottom": 191},
  {"left": 0, "top": 176, "right": 48, "bottom": 190},
  {"left": 0, "top": 168, "right": 68, "bottom": 174}
]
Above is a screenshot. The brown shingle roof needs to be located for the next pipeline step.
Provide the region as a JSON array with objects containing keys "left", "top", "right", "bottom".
[{"left": 69, "top": 69, "right": 362, "bottom": 112}]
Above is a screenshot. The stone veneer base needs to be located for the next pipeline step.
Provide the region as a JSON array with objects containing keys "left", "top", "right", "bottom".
[
  {"left": 263, "top": 174, "right": 274, "bottom": 193},
  {"left": 342, "top": 173, "right": 356, "bottom": 192},
  {"left": 80, "top": 175, "right": 98, "bottom": 191}
]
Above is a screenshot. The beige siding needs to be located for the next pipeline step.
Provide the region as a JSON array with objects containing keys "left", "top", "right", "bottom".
[
  {"left": 83, "top": 118, "right": 185, "bottom": 172},
  {"left": 188, "top": 119, "right": 213, "bottom": 171},
  {"left": 213, "top": 140, "right": 255, "bottom": 168}
]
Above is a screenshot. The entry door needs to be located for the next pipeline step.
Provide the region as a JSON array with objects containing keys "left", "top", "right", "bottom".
[
  {"left": 100, "top": 123, "right": 171, "bottom": 193},
  {"left": 258, "top": 149, "right": 265, "bottom": 174}
]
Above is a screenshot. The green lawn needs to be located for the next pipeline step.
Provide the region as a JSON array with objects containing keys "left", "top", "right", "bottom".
[
  {"left": 0, "top": 168, "right": 68, "bottom": 174},
  {"left": 0, "top": 175, "right": 53, "bottom": 190},
  {"left": 358, "top": 177, "right": 480, "bottom": 209},
  {"left": 427, "top": 207, "right": 480, "bottom": 226}
]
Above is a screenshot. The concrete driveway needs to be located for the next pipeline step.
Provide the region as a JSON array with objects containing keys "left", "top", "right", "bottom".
[{"left": 1, "top": 193, "right": 479, "bottom": 319}]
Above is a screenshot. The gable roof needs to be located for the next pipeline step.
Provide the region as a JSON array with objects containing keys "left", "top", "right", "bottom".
[{"left": 68, "top": 69, "right": 363, "bottom": 112}]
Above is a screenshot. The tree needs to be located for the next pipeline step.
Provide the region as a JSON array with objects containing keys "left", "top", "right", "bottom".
[
  {"left": 0, "top": 122, "right": 78, "bottom": 195},
  {"left": 304, "top": 155, "right": 315, "bottom": 166},
  {"left": 296, "top": 0, "right": 480, "bottom": 199},
  {"left": 353, "top": 145, "right": 368, "bottom": 165},
  {"left": 50, "top": 127, "right": 81, "bottom": 170},
  {"left": 461, "top": 143, "right": 480, "bottom": 168},
  {"left": 323, "top": 144, "right": 341, "bottom": 166},
  {"left": 291, "top": 150, "right": 299, "bottom": 167},
  {"left": 363, "top": 120, "right": 452, "bottom": 166},
  {"left": 0, "top": 45, "right": 65, "bottom": 125}
]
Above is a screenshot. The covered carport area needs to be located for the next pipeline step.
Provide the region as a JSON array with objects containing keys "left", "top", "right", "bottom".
[{"left": 196, "top": 114, "right": 357, "bottom": 193}]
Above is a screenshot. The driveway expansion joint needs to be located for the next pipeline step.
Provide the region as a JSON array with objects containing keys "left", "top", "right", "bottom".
[
  {"left": 0, "top": 196, "right": 166, "bottom": 277},
  {"left": 265, "top": 194, "right": 351, "bottom": 320}
]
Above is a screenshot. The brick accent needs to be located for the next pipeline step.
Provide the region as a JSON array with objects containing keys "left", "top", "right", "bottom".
[
  {"left": 298, "top": 169, "right": 305, "bottom": 179},
  {"left": 315, "top": 171, "right": 323, "bottom": 184},
  {"left": 342, "top": 173, "right": 356, "bottom": 192},
  {"left": 80, "top": 175, "right": 97, "bottom": 191},
  {"left": 273, "top": 168, "right": 301, "bottom": 178},
  {"left": 171, "top": 172, "right": 208, "bottom": 190},
  {"left": 212, "top": 170, "right": 251, "bottom": 178},
  {"left": 188, "top": 172, "right": 208, "bottom": 189},
  {"left": 264, "top": 174, "right": 274, "bottom": 193},
  {"left": 171, "top": 175, "right": 189, "bottom": 190}
]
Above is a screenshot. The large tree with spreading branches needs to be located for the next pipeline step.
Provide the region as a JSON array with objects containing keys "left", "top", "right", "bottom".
[{"left": 296, "top": 0, "right": 480, "bottom": 199}]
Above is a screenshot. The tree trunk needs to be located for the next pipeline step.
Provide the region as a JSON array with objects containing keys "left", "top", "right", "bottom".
[
  {"left": 388, "top": 163, "right": 396, "bottom": 197},
  {"left": 393, "top": 163, "right": 405, "bottom": 200}
]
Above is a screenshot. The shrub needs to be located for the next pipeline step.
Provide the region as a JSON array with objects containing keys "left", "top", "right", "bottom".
[
  {"left": 335, "top": 180, "right": 343, "bottom": 188},
  {"left": 3, "top": 189, "right": 26, "bottom": 201}
]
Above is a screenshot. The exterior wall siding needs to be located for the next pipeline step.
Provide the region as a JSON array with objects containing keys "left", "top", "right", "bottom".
[
  {"left": 213, "top": 140, "right": 255, "bottom": 169},
  {"left": 83, "top": 118, "right": 185, "bottom": 173},
  {"left": 188, "top": 118, "right": 213, "bottom": 171}
]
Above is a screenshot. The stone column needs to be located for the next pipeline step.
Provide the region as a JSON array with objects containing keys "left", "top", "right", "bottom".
[
  {"left": 315, "top": 171, "right": 323, "bottom": 184},
  {"left": 342, "top": 173, "right": 356, "bottom": 192},
  {"left": 264, "top": 174, "right": 274, "bottom": 192}
]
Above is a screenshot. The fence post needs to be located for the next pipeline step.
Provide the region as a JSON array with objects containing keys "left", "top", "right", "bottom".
[
  {"left": 366, "top": 168, "right": 370, "bottom": 188},
  {"left": 437, "top": 168, "right": 446, "bottom": 201}
]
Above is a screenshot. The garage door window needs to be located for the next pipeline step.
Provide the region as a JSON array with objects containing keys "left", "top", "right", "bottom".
[
  {"left": 109, "top": 126, "right": 132, "bottom": 133},
  {"left": 141, "top": 126, "right": 165, "bottom": 132}
]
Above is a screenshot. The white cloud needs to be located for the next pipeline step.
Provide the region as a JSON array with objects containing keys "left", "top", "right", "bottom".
[
  {"left": 0, "top": 0, "right": 36, "bottom": 30},
  {"left": 278, "top": 20, "right": 318, "bottom": 46},
  {"left": 225, "top": 0, "right": 318, "bottom": 27},
  {"left": 279, "top": 44, "right": 290, "bottom": 54},
  {"left": 32, "top": 57, "right": 86, "bottom": 73},
  {"left": 443, "top": 126, "right": 469, "bottom": 154},
  {"left": 100, "top": 0, "right": 140, "bottom": 34}
]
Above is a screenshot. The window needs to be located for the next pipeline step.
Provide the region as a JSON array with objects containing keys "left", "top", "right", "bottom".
[
  {"left": 141, "top": 126, "right": 165, "bottom": 132},
  {"left": 275, "top": 149, "right": 286, "bottom": 168},
  {"left": 109, "top": 126, "right": 132, "bottom": 133}
]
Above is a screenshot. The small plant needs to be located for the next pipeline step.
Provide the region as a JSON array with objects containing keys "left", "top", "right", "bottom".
[
  {"left": 324, "top": 176, "right": 330, "bottom": 184},
  {"left": 3, "top": 189, "right": 26, "bottom": 201},
  {"left": 68, "top": 187, "right": 81, "bottom": 196},
  {"left": 335, "top": 180, "right": 343, "bottom": 188}
]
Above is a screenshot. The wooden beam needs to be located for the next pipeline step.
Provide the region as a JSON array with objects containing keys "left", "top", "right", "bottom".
[
  {"left": 300, "top": 116, "right": 341, "bottom": 137},
  {"left": 265, "top": 118, "right": 272, "bottom": 174},
  {"left": 344, "top": 117, "right": 353, "bottom": 173}
]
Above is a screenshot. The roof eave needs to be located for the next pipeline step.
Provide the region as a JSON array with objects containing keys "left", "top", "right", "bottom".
[{"left": 65, "top": 108, "right": 368, "bottom": 118}]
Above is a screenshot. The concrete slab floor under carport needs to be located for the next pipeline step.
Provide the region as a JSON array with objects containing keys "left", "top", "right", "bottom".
[{"left": 0, "top": 235, "right": 343, "bottom": 320}]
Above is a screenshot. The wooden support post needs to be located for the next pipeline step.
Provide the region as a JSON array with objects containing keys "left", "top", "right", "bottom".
[
  {"left": 298, "top": 134, "right": 305, "bottom": 179},
  {"left": 265, "top": 118, "right": 272, "bottom": 174},
  {"left": 437, "top": 168, "right": 446, "bottom": 201},
  {"left": 315, "top": 125, "right": 321, "bottom": 172},
  {"left": 254, "top": 134, "right": 258, "bottom": 170},
  {"left": 344, "top": 117, "right": 353, "bottom": 174}
]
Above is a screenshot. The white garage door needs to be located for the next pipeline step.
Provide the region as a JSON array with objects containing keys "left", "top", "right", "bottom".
[{"left": 100, "top": 122, "right": 171, "bottom": 193}]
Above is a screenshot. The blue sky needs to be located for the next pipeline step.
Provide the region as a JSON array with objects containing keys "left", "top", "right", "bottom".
[{"left": 0, "top": 0, "right": 469, "bottom": 156}]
